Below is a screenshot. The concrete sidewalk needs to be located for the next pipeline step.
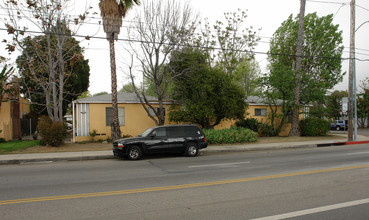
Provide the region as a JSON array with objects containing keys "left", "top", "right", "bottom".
[{"left": 1, "top": 135, "right": 369, "bottom": 165}]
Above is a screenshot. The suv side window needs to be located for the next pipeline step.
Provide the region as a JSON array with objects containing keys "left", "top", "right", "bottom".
[
  {"left": 167, "top": 127, "right": 183, "bottom": 137},
  {"left": 185, "top": 126, "right": 201, "bottom": 136},
  {"left": 152, "top": 128, "right": 167, "bottom": 137}
]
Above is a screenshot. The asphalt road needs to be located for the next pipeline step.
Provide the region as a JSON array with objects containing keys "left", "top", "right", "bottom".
[{"left": 1, "top": 144, "right": 369, "bottom": 219}]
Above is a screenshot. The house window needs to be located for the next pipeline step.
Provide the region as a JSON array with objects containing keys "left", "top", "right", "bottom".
[
  {"left": 148, "top": 107, "right": 165, "bottom": 117},
  {"left": 106, "top": 107, "right": 125, "bottom": 126},
  {"left": 255, "top": 108, "right": 267, "bottom": 116}
]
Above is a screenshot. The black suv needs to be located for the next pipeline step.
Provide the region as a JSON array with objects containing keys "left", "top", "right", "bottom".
[{"left": 113, "top": 124, "right": 208, "bottom": 160}]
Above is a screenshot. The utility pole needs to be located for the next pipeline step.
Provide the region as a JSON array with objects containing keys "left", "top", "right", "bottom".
[
  {"left": 290, "top": 0, "right": 306, "bottom": 136},
  {"left": 348, "top": 0, "right": 355, "bottom": 141}
]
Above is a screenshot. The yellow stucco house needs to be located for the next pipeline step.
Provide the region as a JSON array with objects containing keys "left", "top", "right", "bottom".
[
  {"left": 0, "top": 97, "right": 31, "bottom": 141},
  {"left": 72, "top": 93, "right": 309, "bottom": 142},
  {"left": 72, "top": 93, "right": 173, "bottom": 142},
  {"left": 213, "top": 96, "right": 308, "bottom": 136}
]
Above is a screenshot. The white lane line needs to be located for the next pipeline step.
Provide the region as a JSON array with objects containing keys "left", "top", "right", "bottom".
[
  {"left": 188, "top": 161, "right": 250, "bottom": 168},
  {"left": 347, "top": 151, "right": 369, "bottom": 155},
  {"left": 252, "top": 198, "right": 369, "bottom": 220}
]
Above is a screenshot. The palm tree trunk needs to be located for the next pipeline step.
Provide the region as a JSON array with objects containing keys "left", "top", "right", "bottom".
[
  {"left": 290, "top": 0, "right": 306, "bottom": 136},
  {"left": 109, "top": 36, "right": 121, "bottom": 141}
]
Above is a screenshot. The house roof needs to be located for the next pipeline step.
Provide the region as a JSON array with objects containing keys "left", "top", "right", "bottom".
[
  {"left": 246, "top": 96, "right": 312, "bottom": 107},
  {"left": 72, "top": 92, "right": 171, "bottom": 104},
  {"left": 246, "top": 96, "right": 283, "bottom": 106},
  {"left": 73, "top": 93, "right": 299, "bottom": 107}
]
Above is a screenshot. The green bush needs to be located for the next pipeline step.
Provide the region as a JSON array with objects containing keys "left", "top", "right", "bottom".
[
  {"left": 90, "top": 129, "right": 97, "bottom": 142},
  {"left": 37, "top": 116, "right": 67, "bottom": 146},
  {"left": 236, "top": 118, "right": 277, "bottom": 137},
  {"left": 0, "top": 138, "right": 5, "bottom": 143},
  {"left": 300, "top": 118, "right": 330, "bottom": 136},
  {"left": 37, "top": 116, "right": 52, "bottom": 138},
  {"left": 46, "top": 122, "right": 67, "bottom": 146},
  {"left": 258, "top": 123, "right": 276, "bottom": 137},
  {"left": 236, "top": 118, "right": 260, "bottom": 132},
  {"left": 203, "top": 127, "right": 257, "bottom": 144}
]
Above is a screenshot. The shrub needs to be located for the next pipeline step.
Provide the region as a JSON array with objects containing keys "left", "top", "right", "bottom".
[
  {"left": 258, "top": 123, "right": 276, "bottom": 137},
  {"left": 90, "top": 129, "right": 97, "bottom": 142},
  {"left": 46, "top": 122, "right": 67, "bottom": 146},
  {"left": 37, "top": 116, "right": 52, "bottom": 138},
  {"left": 236, "top": 118, "right": 277, "bottom": 137},
  {"left": 236, "top": 118, "right": 260, "bottom": 132},
  {"left": 37, "top": 116, "right": 67, "bottom": 147},
  {"left": 300, "top": 118, "right": 330, "bottom": 136},
  {"left": 0, "top": 138, "right": 5, "bottom": 143},
  {"left": 203, "top": 127, "right": 257, "bottom": 144}
]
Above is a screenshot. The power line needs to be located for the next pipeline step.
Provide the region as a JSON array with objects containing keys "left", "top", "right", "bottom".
[
  {"left": 2, "top": 27, "right": 369, "bottom": 62},
  {"left": 306, "top": 0, "right": 350, "bottom": 5}
]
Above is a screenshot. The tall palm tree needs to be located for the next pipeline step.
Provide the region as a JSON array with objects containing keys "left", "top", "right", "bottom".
[{"left": 99, "top": 0, "right": 139, "bottom": 141}]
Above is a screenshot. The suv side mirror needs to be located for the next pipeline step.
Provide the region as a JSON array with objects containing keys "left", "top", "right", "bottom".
[{"left": 150, "top": 133, "right": 156, "bottom": 139}]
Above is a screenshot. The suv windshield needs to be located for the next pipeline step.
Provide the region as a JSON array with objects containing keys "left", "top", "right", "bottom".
[{"left": 138, "top": 127, "right": 155, "bottom": 137}]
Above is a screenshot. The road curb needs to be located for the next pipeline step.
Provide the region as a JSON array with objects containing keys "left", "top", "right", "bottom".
[
  {"left": 203, "top": 144, "right": 318, "bottom": 153},
  {"left": 0, "top": 155, "right": 115, "bottom": 165},
  {"left": 317, "top": 140, "right": 369, "bottom": 147}
]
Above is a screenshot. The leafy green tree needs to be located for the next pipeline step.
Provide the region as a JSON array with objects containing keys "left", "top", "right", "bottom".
[
  {"left": 357, "top": 91, "right": 369, "bottom": 128},
  {"left": 358, "top": 78, "right": 369, "bottom": 127},
  {"left": 93, "top": 91, "right": 108, "bottom": 97},
  {"left": 326, "top": 90, "right": 347, "bottom": 120},
  {"left": 169, "top": 48, "right": 246, "bottom": 129},
  {"left": 199, "top": 9, "right": 259, "bottom": 75},
  {"left": 119, "top": 83, "right": 135, "bottom": 93},
  {"left": 269, "top": 13, "right": 344, "bottom": 105},
  {"left": 194, "top": 9, "right": 260, "bottom": 95},
  {"left": 99, "top": 0, "right": 140, "bottom": 141},
  {"left": 16, "top": 34, "right": 90, "bottom": 117},
  {"left": 265, "top": 13, "right": 344, "bottom": 135},
  {"left": 233, "top": 58, "right": 260, "bottom": 96},
  {"left": 259, "top": 64, "right": 295, "bottom": 135}
]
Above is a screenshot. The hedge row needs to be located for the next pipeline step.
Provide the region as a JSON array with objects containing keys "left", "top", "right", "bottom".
[
  {"left": 236, "top": 118, "right": 276, "bottom": 137},
  {"left": 299, "top": 118, "right": 330, "bottom": 136},
  {"left": 203, "top": 127, "right": 257, "bottom": 144}
]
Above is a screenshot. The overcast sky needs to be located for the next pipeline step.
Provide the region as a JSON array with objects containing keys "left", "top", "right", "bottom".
[{"left": 2, "top": 0, "right": 369, "bottom": 95}]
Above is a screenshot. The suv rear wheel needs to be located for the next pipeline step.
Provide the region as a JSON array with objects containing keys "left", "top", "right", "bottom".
[
  {"left": 127, "top": 146, "right": 142, "bottom": 160},
  {"left": 185, "top": 144, "right": 198, "bottom": 157}
]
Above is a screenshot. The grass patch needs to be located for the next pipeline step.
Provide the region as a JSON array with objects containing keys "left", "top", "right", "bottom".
[{"left": 0, "top": 140, "right": 40, "bottom": 154}]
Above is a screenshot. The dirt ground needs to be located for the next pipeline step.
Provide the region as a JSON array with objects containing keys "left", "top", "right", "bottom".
[{"left": 7, "top": 134, "right": 348, "bottom": 154}]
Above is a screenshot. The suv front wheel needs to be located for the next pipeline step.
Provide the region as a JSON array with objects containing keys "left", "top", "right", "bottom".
[
  {"left": 126, "top": 146, "right": 142, "bottom": 160},
  {"left": 185, "top": 144, "right": 198, "bottom": 157}
]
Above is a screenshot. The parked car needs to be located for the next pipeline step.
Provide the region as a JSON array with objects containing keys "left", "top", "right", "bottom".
[
  {"left": 113, "top": 124, "right": 208, "bottom": 160},
  {"left": 331, "top": 120, "right": 348, "bottom": 131}
]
